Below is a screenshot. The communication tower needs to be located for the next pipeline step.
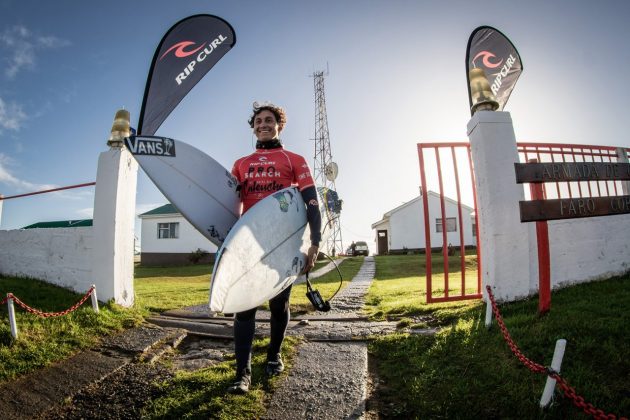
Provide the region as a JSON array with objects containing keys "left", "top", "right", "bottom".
[{"left": 311, "top": 70, "right": 343, "bottom": 256}]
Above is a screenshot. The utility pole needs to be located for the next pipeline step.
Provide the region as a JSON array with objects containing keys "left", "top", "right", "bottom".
[{"left": 312, "top": 69, "right": 343, "bottom": 256}]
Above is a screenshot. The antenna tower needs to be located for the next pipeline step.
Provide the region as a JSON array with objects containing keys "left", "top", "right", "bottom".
[{"left": 312, "top": 70, "right": 343, "bottom": 256}]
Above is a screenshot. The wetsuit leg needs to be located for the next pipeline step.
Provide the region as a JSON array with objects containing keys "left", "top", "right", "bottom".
[
  {"left": 267, "top": 285, "right": 292, "bottom": 359},
  {"left": 234, "top": 307, "right": 257, "bottom": 372}
]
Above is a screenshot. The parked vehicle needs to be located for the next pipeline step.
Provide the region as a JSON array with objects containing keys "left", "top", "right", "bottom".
[{"left": 354, "top": 241, "right": 369, "bottom": 256}]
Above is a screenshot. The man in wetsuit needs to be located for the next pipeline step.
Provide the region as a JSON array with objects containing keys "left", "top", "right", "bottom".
[{"left": 227, "top": 102, "right": 321, "bottom": 394}]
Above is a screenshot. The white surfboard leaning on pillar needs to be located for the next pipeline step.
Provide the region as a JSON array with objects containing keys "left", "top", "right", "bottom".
[
  {"left": 124, "top": 135, "right": 240, "bottom": 246},
  {"left": 209, "top": 186, "right": 311, "bottom": 313}
]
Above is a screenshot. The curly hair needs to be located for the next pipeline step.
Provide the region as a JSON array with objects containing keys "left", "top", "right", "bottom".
[{"left": 248, "top": 102, "right": 287, "bottom": 131}]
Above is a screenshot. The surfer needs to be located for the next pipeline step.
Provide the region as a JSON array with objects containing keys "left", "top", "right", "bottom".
[{"left": 226, "top": 102, "right": 322, "bottom": 394}]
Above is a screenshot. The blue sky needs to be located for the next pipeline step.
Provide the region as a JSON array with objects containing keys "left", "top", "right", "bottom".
[{"left": 1, "top": 0, "right": 629, "bottom": 250}]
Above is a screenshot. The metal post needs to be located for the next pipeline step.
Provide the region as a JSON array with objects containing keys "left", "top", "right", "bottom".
[
  {"left": 540, "top": 339, "right": 567, "bottom": 408},
  {"left": 7, "top": 295, "right": 18, "bottom": 339},
  {"left": 484, "top": 298, "right": 493, "bottom": 328},
  {"left": 90, "top": 285, "right": 100, "bottom": 314},
  {"left": 617, "top": 147, "right": 629, "bottom": 195},
  {"left": 529, "top": 159, "right": 551, "bottom": 315}
]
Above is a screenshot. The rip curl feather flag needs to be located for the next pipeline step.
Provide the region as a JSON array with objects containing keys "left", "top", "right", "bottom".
[
  {"left": 466, "top": 26, "right": 523, "bottom": 114},
  {"left": 138, "top": 14, "right": 236, "bottom": 135}
]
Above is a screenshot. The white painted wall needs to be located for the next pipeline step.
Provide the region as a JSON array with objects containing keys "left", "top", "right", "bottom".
[
  {"left": 140, "top": 214, "right": 218, "bottom": 254},
  {"left": 469, "top": 111, "right": 630, "bottom": 302},
  {"left": 0, "top": 228, "right": 93, "bottom": 293},
  {"left": 92, "top": 147, "right": 137, "bottom": 307},
  {"left": 374, "top": 194, "right": 475, "bottom": 251},
  {"left": 0, "top": 140, "right": 137, "bottom": 306},
  {"left": 425, "top": 194, "right": 475, "bottom": 249},
  {"left": 542, "top": 215, "right": 630, "bottom": 291}
]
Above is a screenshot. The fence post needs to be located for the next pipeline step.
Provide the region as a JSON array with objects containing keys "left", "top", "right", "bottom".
[
  {"left": 7, "top": 295, "right": 18, "bottom": 339},
  {"left": 484, "top": 299, "right": 493, "bottom": 328},
  {"left": 617, "top": 147, "right": 629, "bottom": 195},
  {"left": 90, "top": 285, "right": 100, "bottom": 314},
  {"left": 540, "top": 339, "right": 567, "bottom": 408},
  {"left": 528, "top": 159, "right": 551, "bottom": 315},
  {"left": 467, "top": 111, "right": 532, "bottom": 302},
  {"left": 91, "top": 110, "right": 138, "bottom": 307}
]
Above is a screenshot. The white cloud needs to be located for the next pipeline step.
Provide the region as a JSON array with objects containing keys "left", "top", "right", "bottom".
[
  {"left": 0, "top": 153, "right": 57, "bottom": 192},
  {"left": 0, "top": 25, "right": 70, "bottom": 79},
  {"left": 0, "top": 95, "right": 27, "bottom": 132},
  {"left": 75, "top": 207, "right": 94, "bottom": 218}
]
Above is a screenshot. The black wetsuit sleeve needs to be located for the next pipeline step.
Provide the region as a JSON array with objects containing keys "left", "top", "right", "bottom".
[{"left": 300, "top": 186, "right": 322, "bottom": 247}]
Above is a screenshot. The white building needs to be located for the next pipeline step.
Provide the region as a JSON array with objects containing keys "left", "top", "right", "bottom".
[
  {"left": 138, "top": 204, "right": 218, "bottom": 266},
  {"left": 371, "top": 190, "right": 476, "bottom": 255}
]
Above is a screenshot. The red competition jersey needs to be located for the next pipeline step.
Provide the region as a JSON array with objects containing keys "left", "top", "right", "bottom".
[{"left": 231, "top": 147, "right": 315, "bottom": 214}]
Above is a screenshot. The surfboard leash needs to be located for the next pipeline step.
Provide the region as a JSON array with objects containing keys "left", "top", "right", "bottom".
[{"left": 304, "top": 253, "right": 343, "bottom": 312}]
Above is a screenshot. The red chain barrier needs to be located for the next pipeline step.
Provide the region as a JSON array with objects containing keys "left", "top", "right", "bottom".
[
  {"left": 6, "top": 286, "right": 95, "bottom": 318},
  {"left": 486, "top": 286, "right": 627, "bottom": 420}
]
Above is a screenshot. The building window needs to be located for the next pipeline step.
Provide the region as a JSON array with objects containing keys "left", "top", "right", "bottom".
[
  {"left": 436, "top": 217, "right": 456, "bottom": 233},
  {"left": 158, "top": 222, "right": 179, "bottom": 239},
  {"left": 472, "top": 222, "right": 477, "bottom": 237}
]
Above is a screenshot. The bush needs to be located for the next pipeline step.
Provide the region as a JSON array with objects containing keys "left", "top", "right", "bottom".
[{"left": 188, "top": 248, "right": 209, "bottom": 264}]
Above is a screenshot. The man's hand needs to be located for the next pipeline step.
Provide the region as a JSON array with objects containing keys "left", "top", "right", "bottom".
[{"left": 301, "top": 245, "right": 319, "bottom": 274}]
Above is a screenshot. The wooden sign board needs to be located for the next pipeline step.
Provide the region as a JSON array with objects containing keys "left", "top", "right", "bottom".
[
  {"left": 519, "top": 195, "right": 630, "bottom": 222},
  {"left": 515, "top": 162, "right": 630, "bottom": 183}
]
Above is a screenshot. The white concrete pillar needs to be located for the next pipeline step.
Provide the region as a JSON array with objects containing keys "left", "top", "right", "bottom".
[
  {"left": 91, "top": 146, "right": 138, "bottom": 307},
  {"left": 467, "top": 111, "right": 532, "bottom": 302}
]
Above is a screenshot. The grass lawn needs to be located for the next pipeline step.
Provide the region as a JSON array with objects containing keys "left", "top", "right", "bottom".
[
  {"left": 290, "top": 256, "right": 364, "bottom": 313},
  {"left": 134, "top": 263, "right": 213, "bottom": 313},
  {"left": 0, "top": 277, "right": 143, "bottom": 383},
  {"left": 367, "top": 254, "right": 630, "bottom": 419},
  {"left": 365, "top": 253, "right": 480, "bottom": 321},
  {"left": 2, "top": 255, "right": 628, "bottom": 419},
  {"left": 142, "top": 336, "right": 300, "bottom": 419},
  {"left": 135, "top": 257, "right": 359, "bottom": 315}
]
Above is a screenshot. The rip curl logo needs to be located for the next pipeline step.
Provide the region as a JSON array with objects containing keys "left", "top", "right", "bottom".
[
  {"left": 472, "top": 51, "right": 503, "bottom": 69},
  {"left": 160, "top": 41, "right": 205, "bottom": 60},
  {"left": 163, "top": 34, "right": 228, "bottom": 85}
]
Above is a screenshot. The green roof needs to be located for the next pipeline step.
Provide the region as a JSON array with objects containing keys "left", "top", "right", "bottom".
[
  {"left": 139, "top": 203, "right": 179, "bottom": 216},
  {"left": 22, "top": 220, "right": 93, "bottom": 229}
]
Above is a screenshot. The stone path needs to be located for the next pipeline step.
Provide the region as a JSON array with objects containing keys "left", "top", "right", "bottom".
[
  {"left": 148, "top": 256, "right": 381, "bottom": 419},
  {"left": 264, "top": 257, "right": 376, "bottom": 419},
  {"left": 264, "top": 342, "right": 367, "bottom": 420},
  {"left": 0, "top": 325, "right": 186, "bottom": 419}
]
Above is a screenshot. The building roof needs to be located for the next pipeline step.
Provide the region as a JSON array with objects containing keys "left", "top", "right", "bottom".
[
  {"left": 138, "top": 203, "right": 179, "bottom": 217},
  {"left": 371, "top": 190, "right": 474, "bottom": 229},
  {"left": 22, "top": 219, "right": 93, "bottom": 229}
]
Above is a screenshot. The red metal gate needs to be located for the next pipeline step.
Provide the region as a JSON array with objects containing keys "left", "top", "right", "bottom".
[
  {"left": 417, "top": 142, "right": 481, "bottom": 303},
  {"left": 418, "top": 141, "right": 629, "bottom": 304},
  {"left": 516, "top": 143, "right": 629, "bottom": 200}
]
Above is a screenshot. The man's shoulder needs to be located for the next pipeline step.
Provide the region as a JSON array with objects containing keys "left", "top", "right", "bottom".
[
  {"left": 277, "top": 148, "right": 306, "bottom": 161},
  {"left": 234, "top": 151, "right": 258, "bottom": 163}
]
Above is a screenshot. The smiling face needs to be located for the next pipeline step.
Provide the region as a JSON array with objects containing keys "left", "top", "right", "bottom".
[{"left": 253, "top": 109, "right": 281, "bottom": 142}]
